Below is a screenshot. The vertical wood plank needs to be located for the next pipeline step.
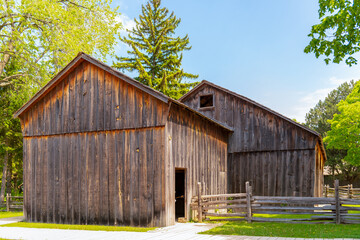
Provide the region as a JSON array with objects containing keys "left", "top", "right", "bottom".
[
  {"left": 104, "top": 73, "right": 112, "bottom": 130},
  {"left": 97, "top": 69, "right": 105, "bottom": 130}
]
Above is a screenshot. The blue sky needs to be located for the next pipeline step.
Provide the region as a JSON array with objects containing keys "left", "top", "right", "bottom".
[{"left": 111, "top": 0, "right": 360, "bottom": 122}]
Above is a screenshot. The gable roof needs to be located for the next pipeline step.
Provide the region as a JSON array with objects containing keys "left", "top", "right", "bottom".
[
  {"left": 13, "top": 53, "right": 233, "bottom": 132},
  {"left": 13, "top": 52, "right": 169, "bottom": 118},
  {"left": 180, "top": 80, "right": 321, "bottom": 136},
  {"left": 179, "top": 80, "right": 327, "bottom": 161}
]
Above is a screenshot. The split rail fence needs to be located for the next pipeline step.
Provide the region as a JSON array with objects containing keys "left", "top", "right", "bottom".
[
  {"left": 0, "top": 194, "right": 23, "bottom": 212},
  {"left": 324, "top": 184, "right": 360, "bottom": 199},
  {"left": 191, "top": 180, "right": 360, "bottom": 224}
]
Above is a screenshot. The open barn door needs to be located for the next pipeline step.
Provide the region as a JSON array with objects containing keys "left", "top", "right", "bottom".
[{"left": 175, "top": 169, "right": 186, "bottom": 220}]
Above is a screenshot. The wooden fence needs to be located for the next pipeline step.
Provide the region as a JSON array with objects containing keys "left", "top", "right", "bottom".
[
  {"left": 324, "top": 184, "right": 360, "bottom": 199},
  {"left": 0, "top": 194, "right": 23, "bottom": 212},
  {"left": 191, "top": 180, "right": 360, "bottom": 224}
]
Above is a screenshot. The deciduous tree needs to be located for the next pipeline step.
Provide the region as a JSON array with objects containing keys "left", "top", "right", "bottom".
[
  {"left": 325, "top": 81, "right": 360, "bottom": 168},
  {"left": 0, "top": 0, "right": 121, "bottom": 87},
  {"left": 305, "top": 80, "right": 360, "bottom": 183},
  {"left": 0, "top": 0, "right": 122, "bottom": 200},
  {"left": 305, "top": 0, "right": 360, "bottom": 66}
]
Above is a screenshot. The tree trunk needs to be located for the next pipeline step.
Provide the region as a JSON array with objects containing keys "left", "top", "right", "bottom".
[
  {"left": 6, "top": 154, "right": 12, "bottom": 195},
  {"left": 0, "top": 152, "right": 8, "bottom": 203}
]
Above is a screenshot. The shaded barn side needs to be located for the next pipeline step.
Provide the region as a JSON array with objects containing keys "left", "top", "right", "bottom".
[
  {"left": 19, "top": 59, "right": 169, "bottom": 227},
  {"left": 180, "top": 81, "right": 325, "bottom": 197},
  {"left": 164, "top": 103, "right": 229, "bottom": 225}
]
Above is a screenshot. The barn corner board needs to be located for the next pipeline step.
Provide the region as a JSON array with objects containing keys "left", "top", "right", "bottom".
[{"left": 16, "top": 53, "right": 326, "bottom": 227}]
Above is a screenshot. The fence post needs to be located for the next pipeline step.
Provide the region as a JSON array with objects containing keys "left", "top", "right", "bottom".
[
  {"left": 325, "top": 184, "right": 328, "bottom": 198},
  {"left": 6, "top": 193, "right": 10, "bottom": 212},
  {"left": 347, "top": 184, "right": 351, "bottom": 199},
  {"left": 197, "top": 182, "right": 202, "bottom": 223},
  {"left": 350, "top": 184, "right": 353, "bottom": 199},
  {"left": 335, "top": 180, "right": 340, "bottom": 224},
  {"left": 246, "top": 181, "right": 252, "bottom": 223}
]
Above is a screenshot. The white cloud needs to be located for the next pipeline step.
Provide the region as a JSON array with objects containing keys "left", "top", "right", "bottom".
[
  {"left": 116, "top": 14, "right": 136, "bottom": 34},
  {"left": 329, "top": 76, "right": 352, "bottom": 86},
  {"left": 286, "top": 76, "right": 356, "bottom": 123},
  {"left": 111, "top": 14, "right": 136, "bottom": 63}
]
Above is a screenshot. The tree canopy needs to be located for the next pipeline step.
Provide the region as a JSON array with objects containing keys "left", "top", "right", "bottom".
[
  {"left": 113, "top": 0, "right": 198, "bottom": 99},
  {"left": 325, "top": 81, "right": 360, "bottom": 167},
  {"left": 305, "top": 0, "right": 360, "bottom": 66},
  {"left": 0, "top": 0, "right": 122, "bottom": 198},
  {"left": 305, "top": 80, "right": 359, "bottom": 183},
  {"left": 0, "top": 0, "right": 121, "bottom": 88},
  {"left": 305, "top": 80, "right": 356, "bottom": 137}
]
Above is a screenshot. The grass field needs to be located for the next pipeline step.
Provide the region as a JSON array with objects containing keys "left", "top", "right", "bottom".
[
  {"left": 200, "top": 221, "right": 360, "bottom": 238},
  {"left": 203, "top": 205, "right": 360, "bottom": 238},
  {"left": 0, "top": 212, "right": 23, "bottom": 219},
  {"left": 0, "top": 222, "right": 156, "bottom": 232}
]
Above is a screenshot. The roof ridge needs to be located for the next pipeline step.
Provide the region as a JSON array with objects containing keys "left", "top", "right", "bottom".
[
  {"left": 179, "top": 80, "right": 321, "bottom": 137},
  {"left": 13, "top": 52, "right": 169, "bottom": 118}
]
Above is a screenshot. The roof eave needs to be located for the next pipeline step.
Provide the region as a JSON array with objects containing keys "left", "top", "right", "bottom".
[{"left": 13, "top": 52, "right": 169, "bottom": 119}]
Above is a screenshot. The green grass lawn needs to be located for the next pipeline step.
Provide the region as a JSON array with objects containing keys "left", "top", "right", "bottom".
[
  {"left": 203, "top": 205, "right": 360, "bottom": 238},
  {"left": 0, "top": 212, "right": 23, "bottom": 219},
  {"left": 200, "top": 221, "right": 360, "bottom": 238},
  {"left": 0, "top": 222, "right": 156, "bottom": 232}
]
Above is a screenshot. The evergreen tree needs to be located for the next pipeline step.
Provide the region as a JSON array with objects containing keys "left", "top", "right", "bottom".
[{"left": 113, "top": 0, "right": 198, "bottom": 99}]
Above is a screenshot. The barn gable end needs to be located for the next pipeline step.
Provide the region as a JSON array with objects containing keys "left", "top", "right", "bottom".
[
  {"left": 20, "top": 57, "right": 171, "bottom": 227},
  {"left": 19, "top": 60, "right": 169, "bottom": 137}
]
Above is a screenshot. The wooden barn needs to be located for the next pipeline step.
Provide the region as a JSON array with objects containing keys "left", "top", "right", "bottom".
[
  {"left": 14, "top": 53, "right": 326, "bottom": 228},
  {"left": 179, "top": 80, "right": 326, "bottom": 197},
  {"left": 14, "top": 53, "right": 231, "bottom": 227}
]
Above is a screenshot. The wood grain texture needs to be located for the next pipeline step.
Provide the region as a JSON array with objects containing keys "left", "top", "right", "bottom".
[
  {"left": 23, "top": 128, "right": 166, "bottom": 227},
  {"left": 165, "top": 103, "right": 228, "bottom": 225},
  {"left": 20, "top": 61, "right": 170, "bottom": 227},
  {"left": 181, "top": 84, "right": 324, "bottom": 197},
  {"left": 20, "top": 62, "right": 168, "bottom": 137}
]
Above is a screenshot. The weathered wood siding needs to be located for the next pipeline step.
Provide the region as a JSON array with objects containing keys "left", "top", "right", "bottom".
[
  {"left": 20, "top": 61, "right": 168, "bottom": 137},
  {"left": 228, "top": 150, "right": 315, "bottom": 196},
  {"left": 181, "top": 84, "right": 323, "bottom": 197},
  {"left": 314, "top": 142, "right": 324, "bottom": 197},
  {"left": 23, "top": 129, "right": 165, "bottom": 226},
  {"left": 164, "top": 103, "right": 228, "bottom": 224},
  {"left": 20, "top": 61, "right": 169, "bottom": 227}
]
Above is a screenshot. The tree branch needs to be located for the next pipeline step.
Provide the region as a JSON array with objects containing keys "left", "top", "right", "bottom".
[{"left": 0, "top": 74, "right": 29, "bottom": 86}]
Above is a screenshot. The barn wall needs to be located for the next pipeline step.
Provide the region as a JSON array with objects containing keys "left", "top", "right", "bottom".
[
  {"left": 20, "top": 61, "right": 168, "bottom": 137},
  {"left": 164, "top": 104, "right": 228, "bottom": 225},
  {"left": 314, "top": 142, "right": 324, "bottom": 197},
  {"left": 23, "top": 128, "right": 166, "bottom": 227},
  {"left": 228, "top": 150, "right": 315, "bottom": 196},
  {"left": 181, "top": 84, "right": 321, "bottom": 197},
  {"left": 20, "top": 61, "right": 170, "bottom": 227}
]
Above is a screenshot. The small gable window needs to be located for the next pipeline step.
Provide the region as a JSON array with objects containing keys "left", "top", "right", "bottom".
[{"left": 199, "top": 94, "right": 214, "bottom": 108}]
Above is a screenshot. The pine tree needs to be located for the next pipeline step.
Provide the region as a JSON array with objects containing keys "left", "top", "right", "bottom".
[{"left": 113, "top": 0, "right": 198, "bottom": 99}]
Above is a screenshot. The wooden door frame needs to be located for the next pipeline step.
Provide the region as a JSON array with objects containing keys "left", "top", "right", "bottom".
[{"left": 175, "top": 168, "right": 187, "bottom": 220}]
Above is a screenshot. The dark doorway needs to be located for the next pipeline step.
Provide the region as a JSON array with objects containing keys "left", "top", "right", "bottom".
[{"left": 175, "top": 169, "right": 186, "bottom": 220}]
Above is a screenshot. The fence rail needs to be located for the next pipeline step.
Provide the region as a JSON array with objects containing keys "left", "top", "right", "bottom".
[
  {"left": 323, "top": 184, "right": 360, "bottom": 199},
  {"left": 0, "top": 194, "right": 23, "bottom": 212},
  {"left": 191, "top": 180, "right": 360, "bottom": 224}
]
